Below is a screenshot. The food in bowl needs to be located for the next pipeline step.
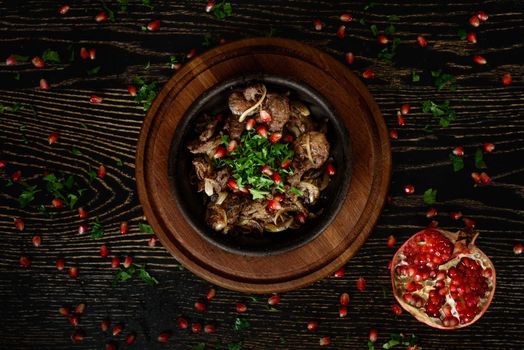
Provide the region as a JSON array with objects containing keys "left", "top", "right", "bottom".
[{"left": 187, "top": 83, "right": 335, "bottom": 234}]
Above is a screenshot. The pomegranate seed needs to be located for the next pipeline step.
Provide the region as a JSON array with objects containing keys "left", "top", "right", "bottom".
[
  {"left": 387, "top": 235, "right": 397, "bottom": 248},
  {"left": 404, "top": 184, "right": 415, "bottom": 194},
  {"left": 120, "top": 221, "right": 129, "bottom": 235},
  {"left": 326, "top": 163, "right": 336, "bottom": 176},
  {"left": 75, "top": 303, "right": 86, "bottom": 314},
  {"left": 127, "top": 85, "right": 137, "bottom": 96},
  {"left": 269, "top": 132, "right": 282, "bottom": 144},
  {"left": 56, "top": 258, "right": 65, "bottom": 270},
  {"left": 100, "top": 319, "right": 110, "bottom": 332},
  {"left": 100, "top": 244, "right": 109, "bottom": 258},
  {"left": 417, "top": 35, "right": 428, "bottom": 47},
  {"left": 71, "top": 329, "right": 85, "bottom": 343},
  {"left": 204, "top": 324, "right": 216, "bottom": 334},
  {"left": 333, "top": 267, "right": 345, "bottom": 278},
  {"left": 47, "top": 131, "right": 60, "bottom": 145},
  {"left": 397, "top": 113, "right": 406, "bottom": 126},
  {"left": 68, "top": 266, "right": 78, "bottom": 279},
  {"left": 104, "top": 342, "right": 117, "bottom": 350},
  {"left": 256, "top": 125, "right": 268, "bottom": 138},
  {"left": 400, "top": 103, "right": 410, "bottom": 115},
  {"left": 213, "top": 146, "right": 226, "bottom": 159},
  {"left": 112, "top": 323, "right": 124, "bottom": 336},
  {"left": 463, "top": 217, "right": 476, "bottom": 229},
  {"left": 95, "top": 11, "right": 108, "bottom": 22},
  {"left": 479, "top": 172, "right": 491, "bottom": 184},
  {"left": 281, "top": 159, "right": 291, "bottom": 168},
  {"left": 11, "top": 170, "right": 22, "bottom": 182},
  {"left": 69, "top": 315, "right": 79, "bottom": 327},
  {"left": 147, "top": 19, "right": 161, "bottom": 31},
  {"left": 271, "top": 173, "right": 281, "bottom": 184},
  {"left": 206, "top": 287, "right": 216, "bottom": 301},
  {"left": 356, "top": 277, "right": 366, "bottom": 292},
  {"left": 268, "top": 294, "right": 281, "bottom": 305},
  {"left": 514, "top": 243, "right": 523, "bottom": 255},
  {"left": 245, "top": 118, "right": 256, "bottom": 130},
  {"left": 236, "top": 303, "right": 247, "bottom": 313},
  {"left": 260, "top": 164, "right": 273, "bottom": 176},
  {"left": 78, "top": 224, "right": 88, "bottom": 234},
  {"left": 227, "top": 140, "right": 237, "bottom": 152},
  {"left": 32, "top": 235, "right": 42, "bottom": 247},
  {"left": 148, "top": 236, "right": 158, "bottom": 247},
  {"left": 339, "top": 306, "right": 347, "bottom": 317},
  {"left": 19, "top": 256, "right": 31, "bottom": 267},
  {"left": 157, "top": 331, "right": 171, "bottom": 343},
  {"left": 426, "top": 207, "right": 438, "bottom": 218},
  {"left": 471, "top": 172, "right": 481, "bottom": 184},
  {"left": 97, "top": 165, "right": 106, "bottom": 178},
  {"left": 90, "top": 95, "right": 103, "bottom": 104},
  {"left": 469, "top": 15, "right": 480, "bottom": 27},
  {"left": 313, "top": 19, "right": 324, "bottom": 31},
  {"left": 501, "top": 73, "right": 512, "bottom": 85},
  {"left": 52, "top": 198, "right": 63, "bottom": 208},
  {"left": 377, "top": 35, "right": 388, "bottom": 45},
  {"left": 344, "top": 52, "right": 355, "bottom": 64},
  {"left": 6, "top": 55, "right": 17, "bottom": 65},
  {"left": 177, "top": 317, "right": 189, "bottom": 329},
  {"left": 0, "top": 160, "right": 6, "bottom": 168},
  {"left": 191, "top": 323, "right": 202, "bottom": 333},
  {"left": 453, "top": 146, "right": 464, "bottom": 157},
  {"left": 336, "top": 25, "right": 346, "bottom": 39},
  {"left": 450, "top": 211, "right": 462, "bottom": 220},
  {"left": 267, "top": 199, "right": 282, "bottom": 211},
  {"left": 32, "top": 56, "right": 45, "bottom": 68},
  {"left": 339, "top": 292, "right": 350, "bottom": 306},
  {"left": 194, "top": 300, "right": 206, "bottom": 312},
  {"left": 391, "top": 304, "right": 402, "bottom": 315},
  {"left": 78, "top": 207, "right": 88, "bottom": 219},
  {"left": 186, "top": 48, "right": 197, "bottom": 59},
  {"left": 319, "top": 337, "right": 331, "bottom": 346},
  {"left": 483, "top": 143, "right": 495, "bottom": 153},
  {"left": 80, "top": 48, "right": 89, "bottom": 59},
  {"left": 14, "top": 217, "right": 25, "bottom": 231},
  {"left": 294, "top": 212, "right": 307, "bottom": 224},
  {"left": 59, "top": 306, "right": 70, "bottom": 316},
  {"left": 368, "top": 328, "right": 378, "bottom": 342},
  {"left": 307, "top": 321, "right": 318, "bottom": 331},
  {"left": 205, "top": 0, "right": 215, "bottom": 12},
  {"left": 362, "top": 68, "right": 375, "bottom": 79},
  {"left": 39, "top": 78, "right": 50, "bottom": 90},
  {"left": 89, "top": 48, "right": 96, "bottom": 60},
  {"left": 125, "top": 333, "right": 136, "bottom": 345},
  {"left": 476, "top": 11, "right": 489, "bottom": 21},
  {"left": 227, "top": 178, "right": 238, "bottom": 191},
  {"left": 473, "top": 55, "right": 487, "bottom": 65},
  {"left": 389, "top": 129, "right": 398, "bottom": 139},
  {"left": 111, "top": 256, "right": 120, "bottom": 268},
  {"left": 467, "top": 32, "right": 477, "bottom": 43},
  {"left": 123, "top": 255, "right": 133, "bottom": 268},
  {"left": 427, "top": 220, "right": 439, "bottom": 228},
  {"left": 339, "top": 13, "right": 352, "bottom": 22},
  {"left": 59, "top": 5, "right": 70, "bottom": 14}
]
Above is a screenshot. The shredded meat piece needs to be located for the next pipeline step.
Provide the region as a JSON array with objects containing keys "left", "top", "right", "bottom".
[
  {"left": 199, "top": 119, "right": 219, "bottom": 142},
  {"left": 224, "top": 114, "right": 246, "bottom": 140},
  {"left": 188, "top": 135, "right": 221, "bottom": 155},
  {"left": 289, "top": 131, "right": 330, "bottom": 185},
  {"left": 262, "top": 93, "right": 290, "bottom": 132}
]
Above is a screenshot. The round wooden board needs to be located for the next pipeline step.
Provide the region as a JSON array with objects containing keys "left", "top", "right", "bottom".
[{"left": 136, "top": 38, "right": 391, "bottom": 293}]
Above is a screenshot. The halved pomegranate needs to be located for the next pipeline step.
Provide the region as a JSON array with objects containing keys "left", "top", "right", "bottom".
[{"left": 391, "top": 228, "right": 495, "bottom": 329}]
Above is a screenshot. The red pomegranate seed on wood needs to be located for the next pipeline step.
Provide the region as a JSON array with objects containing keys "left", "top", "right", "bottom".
[
  {"left": 56, "top": 258, "right": 65, "bottom": 270},
  {"left": 32, "top": 235, "right": 42, "bottom": 247},
  {"left": 483, "top": 143, "right": 495, "bottom": 153},
  {"left": 463, "top": 217, "right": 476, "bottom": 229},
  {"left": 194, "top": 300, "right": 206, "bottom": 312},
  {"left": 469, "top": 15, "right": 480, "bottom": 27},
  {"left": 391, "top": 304, "right": 402, "bottom": 315},
  {"left": 191, "top": 323, "right": 202, "bottom": 333},
  {"left": 479, "top": 172, "right": 491, "bottom": 184},
  {"left": 345, "top": 52, "right": 354, "bottom": 64},
  {"left": 450, "top": 211, "right": 462, "bottom": 220},
  {"left": 100, "top": 245, "right": 109, "bottom": 258},
  {"left": 14, "top": 217, "right": 25, "bottom": 231},
  {"left": 476, "top": 11, "right": 489, "bottom": 21},
  {"left": 157, "top": 332, "right": 171, "bottom": 342},
  {"left": 313, "top": 19, "right": 323, "bottom": 31},
  {"left": 59, "top": 306, "right": 70, "bottom": 316},
  {"left": 426, "top": 207, "right": 438, "bottom": 218},
  {"left": 147, "top": 19, "right": 161, "bottom": 31},
  {"left": 417, "top": 35, "right": 428, "bottom": 47},
  {"left": 205, "top": 0, "right": 215, "bottom": 13},
  {"left": 404, "top": 184, "right": 415, "bottom": 194},
  {"left": 339, "top": 306, "right": 347, "bottom": 317},
  {"left": 95, "top": 11, "right": 108, "bottom": 23},
  {"left": 20, "top": 256, "right": 31, "bottom": 267},
  {"left": 307, "top": 321, "right": 318, "bottom": 331},
  {"left": 90, "top": 95, "right": 103, "bottom": 104},
  {"left": 71, "top": 329, "right": 85, "bottom": 343},
  {"left": 268, "top": 294, "right": 281, "bottom": 305},
  {"left": 11, "top": 170, "right": 22, "bottom": 182},
  {"left": 120, "top": 221, "right": 128, "bottom": 235},
  {"left": 319, "top": 337, "right": 331, "bottom": 346},
  {"left": 127, "top": 85, "right": 137, "bottom": 96},
  {"left": 389, "top": 129, "right": 398, "bottom": 139},
  {"left": 368, "top": 328, "right": 378, "bottom": 342},
  {"left": 501, "top": 73, "right": 512, "bottom": 85},
  {"left": 59, "top": 5, "right": 70, "bottom": 15},
  {"left": 6, "top": 55, "right": 17, "bottom": 65},
  {"left": 333, "top": 267, "right": 345, "bottom": 278},
  {"left": 471, "top": 172, "right": 481, "bottom": 184},
  {"left": 514, "top": 243, "right": 523, "bottom": 255},
  {"left": 401, "top": 104, "right": 411, "bottom": 115},
  {"left": 125, "top": 333, "right": 136, "bottom": 345},
  {"left": 467, "top": 32, "right": 477, "bottom": 43},
  {"left": 112, "top": 323, "right": 124, "bottom": 336},
  {"left": 236, "top": 303, "right": 247, "bottom": 313},
  {"left": 397, "top": 112, "right": 406, "bottom": 126},
  {"left": 336, "top": 25, "right": 346, "bottom": 39},
  {"left": 39, "top": 79, "right": 50, "bottom": 90},
  {"left": 186, "top": 48, "right": 197, "bottom": 59},
  {"left": 78, "top": 224, "right": 88, "bottom": 234},
  {"left": 69, "top": 315, "right": 79, "bottom": 327},
  {"left": 452, "top": 146, "right": 464, "bottom": 157},
  {"left": 80, "top": 47, "right": 89, "bottom": 59},
  {"left": 52, "top": 198, "right": 63, "bottom": 208},
  {"left": 97, "top": 165, "right": 106, "bottom": 178},
  {"left": 75, "top": 303, "right": 86, "bottom": 314},
  {"left": 339, "top": 13, "right": 352, "bottom": 22},
  {"left": 377, "top": 34, "right": 388, "bottom": 45},
  {"left": 89, "top": 48, "right": 96, "bottom": 60},
  {"left": 356, "top": 277, "right": 366, "bottom": 291},
  {"left": 32, "top": 56, "right": 45, "bottom": 68},
  {"left": 68, "top": 266, "right": 78, "bottom": 279},
  {"left": 339, "top": 292, "right": 350, "bottom": 305},
  {"left": 387, "top": 235, "right": 397, "bottom": 248},
  {"left": 48, "top": 132, "right": 59, "bottom": 144},
  {"left": 473, "top": 55, "right": 487, "bottom": 65},
  {"left": 204, "top": 324, "right": 216, "bottom": 333},
  {"left": 177, "top": 317, "right": 189, "bottom": 329},
  {"left": 362, "top": 68, "right": 375, "bottom": 79},
  {"left": 326, "top": 163, "right": 336, "bottom": 176},
  {"left": 206, "top": 287, "right": 216, "bottom": 300},
  {"left": 101, "top": 319, "right": 110, "bottom": 332},
  {"left": 123, "top": 256, "right": 133, "bottom": 268},
  {"left": 148, "top": 236, "right": 158, "bottom": 246},
  {"left": 78, "top": 207, "right": 88, "bottom": 219}
]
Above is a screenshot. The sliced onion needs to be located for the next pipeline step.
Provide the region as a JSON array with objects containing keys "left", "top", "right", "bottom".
[
  {"left": 319, "top": 172, "right": 330, "bottom": 191},
  {"left": 216, "top": 191, "right": 228, "bottom": 205},
  {"left": 305, "top": 133, "right": 314, "bottom": 163},
  {"left": 204, "top": 179, "right": 214, "bottom": 196},
  {"left": 238, "top": 85, "right": 267, "bottom": 122},
  {"left": 265, "top": 217, "right": 294, "bottom": 232}
]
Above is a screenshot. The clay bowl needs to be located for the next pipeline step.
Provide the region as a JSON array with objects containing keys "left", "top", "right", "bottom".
[{"left": 136, "top": 38, "right": 391, "bottom": 293}]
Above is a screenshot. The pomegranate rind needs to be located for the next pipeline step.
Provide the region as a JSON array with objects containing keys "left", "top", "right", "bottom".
[{"left": 391, "top": 228, "right": 496, "bottom": 330}]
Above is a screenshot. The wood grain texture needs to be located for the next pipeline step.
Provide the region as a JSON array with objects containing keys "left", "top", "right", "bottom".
[{"left": 0, "top": 0, "right": 523, "bottom": 349}]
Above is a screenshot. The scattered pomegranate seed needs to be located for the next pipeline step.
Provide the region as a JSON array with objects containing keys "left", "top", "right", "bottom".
[
  {"left": 124, "top": 333, "right": 136, "bottom": 345},
  {"left": 501, "top": 73, "right": 512, "bottom": 85},
  {"left": 78, "top": 207, "right": 88, "bottom": 219},
  {"left": 71, "top": 329, "right": 85, "bottom": 343},
  {"left": 100, "top": 319, "right": 110, "bottom": 332},
  {"left": 20, "top": 256, "right": 31, "bottom": 267},
  {"left": 271, "top": 173, "right": 282, "bottom": 184},
  {"left": 80, "top": 47, "right": 89, "bottom": 59},
  {"left": 6, "top": 55, "right": 17, "bottom": 65},
  {"left": 191, "top": 323, "right": 202, "bottom": 333},
  {"left": 479, "top": 172, "right": 491, "bottom": 184},
  {"left": 294, "top": 212, "right": 307, "bottom": 224},
  {"left": 426, "top": 207, "right": 438, "bottom": 218},
  {"left": 344, "top": 52, "right": 355, "bottom": 64},
  {"left": 112, "top": 323, "right": 124, "bottom": 336},
  {"left": 473, "top": 55, "right": 487, "bottom": 65},
  {"left": 123, "top": 255, "right": 133, "bottom": 268},
  {"left": 400, "top": 104, "right": 411, "bottom": 116},
  {"left": 95, "top": 11, "right": 108, "bottom": 23},
  {"left": 362, "top": 68, "right": 375, "bottom": 79},
  {"left": 260, "top": 164, "right": 273, "bottom": 176},
  {"left": 205, "top": 0, "right": 215, "bottom": 12},
  {"left": 227, "top": 178, "right": 238, "bottom": 191},
  {"left": 206, "top": 287, "right": 216, "bottom": 301},
  {"left": 14, "top": 217, "right": 25, "bottom": 231},
  {"left": 307, "top": 321, "right": 318, "bottom": 331},
  {"left": 336, "top": 25, "right": 346, "bottom": 39},
  {"left": 194, "top": 300, "right": 206, "bottom": 312},
  {"left": 75, "top": 303, "right": 86, "bottom": 315},
  {"left": 236, "top": 302, "right": 247, "bottom": 313},
  {"left": 147, "top": 19, "right": 161, "bottom": 31},
  {"left": 476, "top": 11, "right": 489, "bottom": 21},
  {"left": 148, "top": 236, "right": 158, "bottom": 246},
  {"left": 32, "top": 235, "right": 42, "bottom": 247},
  {"left": 204, "top": 324, "right": 216, "bottom": 334},
  {"left": 313, "top": 19, "right": 324, "bottom": 31},
  {"left": 483, "top": 143, "right": 495, "bottom": 153},
  {"left": 227, "top": 140, "right": 238, "bottom": 152},
  {"left": 97, "top": 165, "right": 106, "bottom": 178},
  {"left": 387, "top": 235, "right": 397, "bottom": 248},
  {"left": 326, "top": 163, "right": 336, "bottom": 176},
  {"left": 269, "top": 132, "right": 282, "bottom": 144},
  {"left": 319, "top": 337, "right": 331, "bottom": 346},
  {"left": 368, "top": 328, "right": 378, "bottom": 342},
  {"left": 47, "top": 131, "right": 60, "bottom": 145},
  {"left": 427, "top": 220, "right": 439, "bottom": 228},
  {"left": 120, "top": 221, "right": 129, "bottom": 235},
  {"left": 127, "top": 84, "right": 137, "bottom": 96},
  {"left": 68, "top": 266, "right": 78, "bottom": 279},
  {"left": 100, "top": 245, "right": 109, "bottom": 258},
  {"left": 59, "top": 5, "right": 70, "bottom": 15},
  {"left": 90, "top": 95, "right": 103, "bottom": 104},
  {"left": 69, "top": 315, "right": 79, "bottom": 327},
  {"left": 268, "top": 294, "right": 281, "bottom": 305},
  {"left": 397, "top": 113, "right": 406, "bottom": 126},
  {"left": 469, "top": 15, "right": 480, "bottom": 27},
  {"left": 78, "top": 224, "right": 88, "bottom": 234},
  {"left": 186, "top": 48, "right": 197, "bottom": 59},
  {"left": 339, "top": 306, "right": 348, "bottom": 317},
  {"left": 56, "top": 258, "right": 65, "bottom": 270},
  {"left": 417, "top": 35, "right": 428, "bottom": 47},
  {"left": 339, "top": 13, "right": 352, "bottom": 22},
  {"left": 467, "top": 32, "right": 477, "bottom": 43},
  {"left": 452, "top": 146, "right": 464, "bottom": 157},
  {"left": 463, "top": 217, "right": 476, "bottom": 229},
  {"left": 389, "top": 129, "right": 398, "bottom": 139},
  {"left": 177, "top": 317, "right": 189, "bottom": 329},
  {"left": 11, "top": 170, "right": 22, "bottom": 182},
  {"left": 273, "top": 193, "right": 284, "bottom": 202},
  {"left": 356, "top": 277, "right": 366, "bottom": 292},
  {"left": 59, "top": 306, "right": 70, "bottom": 316},
  {"left": 377, "top": 34, "right": 388, "bottom": 45},
  {"left": 245, "top": 118, "right": 256, "bottom": 130},
  {"left": 267, "top": 199, "right": 282, "bottom": 211},
  {"left": 281, "top": 158, "right": 291, "bottom": 168},
  {"left": 471, "top": 172, "right": 481, "bottom": 184},
  {"left": 157, "top": 331, "right": 171, "bottom": 343},
  {"left": 449, "top": 211, "right": 462, "bottom": 220},
  {"left": 514, "top": 243, "right": 523, "bottom": 255},
  {"left": 89, "top": 48, "right": 96, "bottom": 60},
  {"left": 339, "top": 292, "right": 350, "bottom": 306},
  {"left": 391, "top": 304, "right": 403, "bottom": 315},
  {"left": 404, "top": 184, "right": 415, "bottom": 194},
  {"left": 333, "top": 267, "right": 345, "bottom": 278},
  {"left": 213, "top": 145, "right": 226, "bottom": 159},
  {"left": 0, "top": 160, "right": 6, "bottom": 168},
  {"left": 256, "top": 125, "right": 268, "bottom": 138},
  {"left": 39, "top": 78, "right": 50, "bottom": 90},
  {"left": 31, "top": 56, "right": 45, "bottom": 68},
  {"left": 52, "top": 198, "right": 63, "bottom": 208}
]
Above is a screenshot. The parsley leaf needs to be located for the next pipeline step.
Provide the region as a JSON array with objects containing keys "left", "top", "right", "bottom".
[
  {"left": 431, "top": 70, "right": 457, "bottom": 91},
  {"left": 113, "top": 263, "right": 158, "bottom": 286},
  {"left": 87, "top": 66, "right": 101, "bottom": 76},
  {"left": 192, "top": 343, "right": 206, "bottom": 350},
  {"left": 42, "top": 49, "right": 61, "bottom": 63},
  {"left": 228, "top": 342, "right": 242, "bottom": 350},
  {"left": 70, "top": 148, "right": 82, "bottom": 155},
  {"left": 213, "top": 1, "right": 233, "bottom": 20},
  {"left": 117, "top": 0, "right": 128, "bottom": 12},
  {"left": 18, "top": 183, "right": 41, "bottom": 208},
  {"left": 139, "top": 222, "right": 155, "bottom": 234},
  {"left": 132, "top": 76, "right": 158, "bottom": 111},
  {"left": 449, "top": 154, "right": 464, "bottom": 172},
  {"left": 249, "top": 188, "right": 269, "bottom": 200},
  {"left": 367, "top": 340, "right": 376, "bottom": 350},
  {"left": 475, "top": 148, "right": 487, "bottom": 169},
  {"left": 457, "top": 29, "right": 467, "bottom": 40},
  {"left": 423, "top": 188, "right": 437, "bottom": 205},
  {"left": 11, "top": 54, "right": 29, "bottom": 62},
  {"left": 138, "top": 264, "right": 159, "bottom": 285},
  {"left": 421, "top": 100, "right": 456, "bottom": 127},
  {"left": 411, "top": 70, "right": 420, "bottom": 82},
  {"left": 90, "top": 217, "right": 105, "bottom": 239},
  {"left": 100, "top": 0, "right": 116, "bottom": 22},
  {"left": 233, "top": 317, "right": 250, "bottom": 331},
  {"left": 370, "top": 24, "right": 378, "bottom": 36}
]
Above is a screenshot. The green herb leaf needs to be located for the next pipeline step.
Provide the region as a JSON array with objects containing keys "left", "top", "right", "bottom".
[
  {"left": 11, "top": 54, "right": 29, "bottom": 62},
  {"left": 192, "top": 343, "right": 206, "bottom": 350},
  {"left": 421, "top": 100, "right": 456, "bottom": 128},
  {"left": 138, "top": 264, "right": 159, "bottom": 285},
  {"left": 117, "top": 0, "right": 128, "bottom": 12},
  {"left": 19, "top": 125, "right": 29, "bottom": 144},
  {"left": 90, "top": 217, "right": 105, "bottom": 239},
  {"left": 423, "top": 188, "right": 437, "bottom": 205},
  {"left": 87, "top": 168, "right": 97, "bottom": 183},
  {"left": 42, "top": 49, "right": 61, "bottom": 63},
  {"left": 87, "top": 66, "right": 101, "bottom": 76},
  {"left": 113, "top": 263, "right": 158, "bottom": 286},
  {"left": 227, "top": 342, "right": 242, "bottom": 350},
  {"left": 139, "top": 222, "right": 155, "bottom": 234},
  {"left": 18, "top": 184, "right": 41, "bottom": 208},
  {"left": 383, "top": 339, "right": 401, "bottom": 349},
  {"left": 233, "top": 317, "right": 250, "bottom": 331},
  {"left": 70, "top": 148, "right": 82, "bottom": 155},
  {"left": 370, "top": 24, "right": 378, "bottom": 36},
  {"left": 384, "top": 24, "right": 396, "bottom": 35},
  {"left": 388, "top": 15, "right": 400, "bottom": 22},
  {"left": 475, "top": 148, "right": 487, "bottom": 169},
  {"left": 449, "top": 154, "right": 464, "bottom": 172},
  {"left": 14, "top": 73, "right": 21, "bottom": 81},
  {"left": 213, "top": 1, "right": 233, "bottom": 20},
  {"left": 115, "top": 158, "right": 123, "bottom": 167},
  {"left": 132, "top": 76, "right": 158, "bottom": 111},
  {"left": 100, "top": 0, "right": 116, "bottom": 22},
  {"left": 411, "top": 70, "right": 420, "bottom": 82},
  {"left": 367, "top": 340, "right": 376, "bottom": 350},
  {"left": 113, "top": 267, "right": 135, "bottom": 286},
  {"left": 457, "top": 29, "right": 467, "bottom": 40},
  {"left": 431, "top": 70, "right": 457, "bottom": 91},
  {"left": 249, "top": 188, "right": 269, "bottom": 200},
  {"left": 142, "top": 0, "right": 153, "bottom": 9}
]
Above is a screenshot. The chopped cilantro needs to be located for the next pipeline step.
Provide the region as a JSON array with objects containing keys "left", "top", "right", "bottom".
[
  {"left": 132, "top": 76, "right": 158, "bottom": 111},
  {"left": 18, "top": 183, "right": 41, "bottom": 208},
  {"left": 213, "top": 1, "right": 233, "bottom": 20},
  {"left": 227, "top": 342, "right": 242, "bottom": 350},
  {"left": 42, "top": 49, "right": 61, "bottom": 63},
  {"left": 449, "top": 154, "right": 464, "bottom": 172},
  {"left": 423, "top": 188, "right": 437, "bottom": 205},
  {"left": 192, "top": 343, "right": 206, "bottom": 350},
  {"left": 457, "top": 29, "right": 467, "bottom": 40},
  {"left": 411, "top": 70, "right": 421, "bottom": 82},
  {"left": 113, "top": 263, "right": 159, "bottom": 286},
  {"left": 70, "top": 148, "right": 82, "bottom": 155},
  {"left": 19, "top": 125, "right": 29, "bottom": 144},
  {"left": 367, "top": 340, "right": 376, "bottom": 350},
  {"left": 431, "top": 70, "right": 457, "bottom": 91},
  {"left": 370, "top": 24, "right": 378, "bottom": 37},
  {"left": 233, "top": 317, "right": 250, "bottom": 331},
  {"left": 100, "top": 0, "right": 116, "bottom": 22},
  {"left": 249, "top": 188, "right": 269, "bottom": 200},
  {"left": 421, "top": 100, "right": 456, "bottom": 127},
  {"left": 475, "top": 148, "right": 487, "bottom": 169},
  {"left": 139, "top": 222, "right": 155, "bottom": 234},
  {"left": 142, "top": 0, "right": 153, "bottom": 9},
  {"left": 43, "top": 173, "right": 84, "bottom": 208},
  {"left": 89, "top": 217, "right": 105, "bottom": 239},
  {"left": 87, "top": 66, "right": 101, "bottom": 76},
  {"left": 117, "top": 0, "right": 128, "bottom": 12}
]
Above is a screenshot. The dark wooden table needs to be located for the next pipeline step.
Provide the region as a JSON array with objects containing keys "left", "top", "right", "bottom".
[{"left": 1, "top": 1, "right": 523, "bottom": 349}]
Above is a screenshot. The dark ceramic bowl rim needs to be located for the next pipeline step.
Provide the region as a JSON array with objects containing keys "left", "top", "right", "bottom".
[{"left": 169, "top": 74, "right": 352, "bottom": 256}]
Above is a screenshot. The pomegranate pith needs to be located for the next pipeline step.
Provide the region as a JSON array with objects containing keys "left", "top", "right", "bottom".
[{"left": 391, "top": 228, "right": 495, "bottom": 329}]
